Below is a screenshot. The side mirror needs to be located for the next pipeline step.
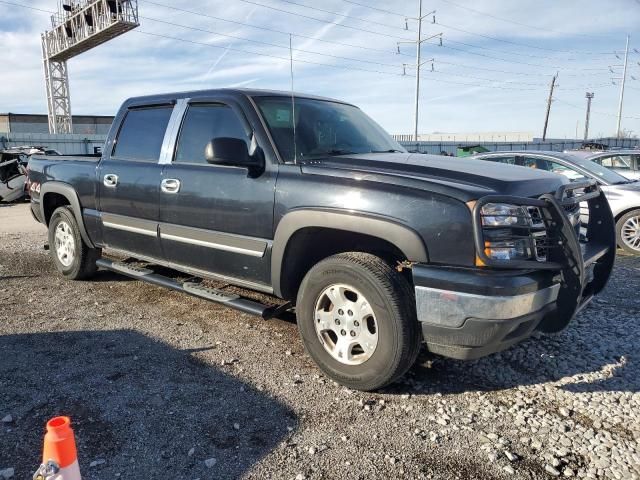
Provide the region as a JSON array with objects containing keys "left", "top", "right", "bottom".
[{"left": 205, "top": 137, "right": 257, "bottom": 167}]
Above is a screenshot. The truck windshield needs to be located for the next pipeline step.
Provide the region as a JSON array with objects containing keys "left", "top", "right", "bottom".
[{"left": 254, "top": 96, "right": 405, "bottom": 163}]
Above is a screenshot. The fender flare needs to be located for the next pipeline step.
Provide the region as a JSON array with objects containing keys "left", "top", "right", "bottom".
[
  {"left": 271, "top": 209, "right": 428, "bottom": 297},
  {"left": 40, "top": 182, "right": 95, "bottom": 248}
]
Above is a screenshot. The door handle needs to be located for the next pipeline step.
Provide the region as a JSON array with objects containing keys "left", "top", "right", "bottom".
[
  {"left": 161, "top": 178, "right": 181, "bottom": 194},
  {"left": 103, "top": 174, "right": 118, "bottom": 187}
]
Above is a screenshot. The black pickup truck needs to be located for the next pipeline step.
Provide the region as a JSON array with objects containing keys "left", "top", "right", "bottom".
[{"left": 28, "top": 89, "right": 616, "bottom": 390}]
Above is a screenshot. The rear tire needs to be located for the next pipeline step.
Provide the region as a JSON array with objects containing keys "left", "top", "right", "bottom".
[
  {"left": 616, "top": 209, "right": 640, "bottom": 255},
  {"left": 296, "top": 252, "right": 421, "bottom": 391},
  {"left": 48, "top": 206, "right": 101, "bottom": 280}
]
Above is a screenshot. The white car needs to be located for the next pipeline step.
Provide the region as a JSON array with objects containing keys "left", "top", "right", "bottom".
[
  {"left": 472, "top": 151, "right": 640, "bottom": 255},
  {"left": 584, "top": 150, "right": 640, "bottom": 181}
]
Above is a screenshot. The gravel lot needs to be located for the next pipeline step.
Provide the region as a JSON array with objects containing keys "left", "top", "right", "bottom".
[{"left": 1, "top": 202, "right": 639, "bottom": 479}]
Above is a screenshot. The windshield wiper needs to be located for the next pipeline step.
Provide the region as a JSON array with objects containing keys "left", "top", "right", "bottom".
[
  {"left": 370, "top": 149, "right": 404, "bottom": 153},
  {"left": 325, "top": 149, "right": 357, "bottom": 156}
]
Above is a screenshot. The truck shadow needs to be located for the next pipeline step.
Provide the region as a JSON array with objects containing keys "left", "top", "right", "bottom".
[
  {"left": 0, "top": 330, "right": 297, "bottom": 479},
  {"left": 390, "top": 255, "right": 640, "bottom": 396},
  {"left": 398, "top": 301, "right": 638, "bottom": 395}
]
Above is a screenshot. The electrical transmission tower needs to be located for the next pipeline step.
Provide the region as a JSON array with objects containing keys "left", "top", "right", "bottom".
[
  {"left": 41, "top": 0, "right": 140, "bottom": 134},
  {"left": 397, "top": 0, "right": 441, "bottom": 143}
]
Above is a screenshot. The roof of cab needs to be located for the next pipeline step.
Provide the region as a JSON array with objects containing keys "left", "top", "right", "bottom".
[{"left": 122, "top": 88, "right": 352, "bottom": 108}]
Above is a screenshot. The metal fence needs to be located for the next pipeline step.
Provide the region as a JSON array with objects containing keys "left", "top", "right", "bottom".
[
  {"left": 2, "top": 132, "right": 638, "bottom": 158},
  {"left": 0, "top": 132, "right": 106, "bottom": 155},
  {"left": 398, "top": 137, "right": 640, "bottom": 156}
]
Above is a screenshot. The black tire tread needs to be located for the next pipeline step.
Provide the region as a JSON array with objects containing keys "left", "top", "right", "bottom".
[
  {"left": 297, "top": 252, "right": 421, "bottom": 390},
  {"left": 49, "top": 206, "right": 101, "bottom": 280}
]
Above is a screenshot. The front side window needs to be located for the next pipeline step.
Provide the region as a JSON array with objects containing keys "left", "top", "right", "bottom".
[
  {"left": 113, "top": 107, "right": 173, "bottom": 162},
  {"left": 517, "top": 156, "right": 586, "bottom": 181},
  {"left": 598, "top": 155, "right": 632, "bottom": 170},
  {"left": 175, "top": 104, "right": 249, "bottom": 164},
  {"left": 254, "top": 96, "right": 405, "bottom": 162}
]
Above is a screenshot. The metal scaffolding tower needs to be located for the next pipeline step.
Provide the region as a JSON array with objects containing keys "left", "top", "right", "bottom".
[{"left": 41, "top": 0, "right": 139, "bottom": 134}]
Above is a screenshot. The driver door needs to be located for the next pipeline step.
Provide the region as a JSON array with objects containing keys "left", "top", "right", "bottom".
[{"left": 158, "top": 98, "right": 277, "bottom": 287}]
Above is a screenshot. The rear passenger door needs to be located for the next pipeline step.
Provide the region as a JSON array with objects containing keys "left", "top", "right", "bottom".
[
  {"left": 97, "top": 104, "right": 174, "bottom": 258},
  {"left": 158, "top": 99, "right": 277, "bottom": 287}
]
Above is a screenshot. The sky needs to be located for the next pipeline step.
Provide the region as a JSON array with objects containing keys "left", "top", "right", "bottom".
[{"left": 0, "top": 0, "right": 639, "bottom": 139}]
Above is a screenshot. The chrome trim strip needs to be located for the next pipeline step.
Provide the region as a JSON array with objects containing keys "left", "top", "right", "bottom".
[
  {"left": 102, "top": 247, "right": 274, "bottom": 294},
  {"left": 159, "top": 98, "right": 188, "bottom": 165},
  {"left": 415, "top": 284, "right": 560, "bottom": 328},
  {"left": 101, "top": 213, "right": 158, "bottom": 237},
  {"left": 159, "top": 223, "right": 268, "bottom": 258}
]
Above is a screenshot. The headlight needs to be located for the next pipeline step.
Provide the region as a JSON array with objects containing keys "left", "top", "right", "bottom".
[
  {"left": 481, "top": 203, "right": 530, "bottom": 227},
  {"left": 478, "top": 203, "right": 537, "bottom": 263}
]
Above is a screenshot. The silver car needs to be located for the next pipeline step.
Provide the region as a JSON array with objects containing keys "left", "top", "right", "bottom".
[
  {"left": 472, "top": 151, "right": 640, "bottom": 255},
  {"left": 569, "top": 149, "right": 640, "bottom": 181}
]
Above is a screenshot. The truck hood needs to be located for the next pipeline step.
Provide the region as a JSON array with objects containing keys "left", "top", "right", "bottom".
[{"left": 300, "top": 152, "right": 568, "bottom": 201}]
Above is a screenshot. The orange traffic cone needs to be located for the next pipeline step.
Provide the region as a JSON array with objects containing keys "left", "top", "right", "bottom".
[{"left": 34, "top": 417, "right": 81, "bottom": 480}]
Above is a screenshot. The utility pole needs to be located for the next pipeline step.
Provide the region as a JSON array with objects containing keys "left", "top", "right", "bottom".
[
  {"left": 584, "top": 92, "right": 594, "bottom": 141},
  {"left": 413, "top": 0, "right": 423, "bottom": 143},
  {"left": 397, "top": 2, "right": 441, "bottom": 145},
  {"left": 542, "top": 74, "right": 557, "bottom": 141},
  {"left": 616, "top": 34, "right": 630, "bottom": 139}
]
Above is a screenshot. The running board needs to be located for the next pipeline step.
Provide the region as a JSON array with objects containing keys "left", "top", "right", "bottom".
[{"left": 96, "top": 258, "right": 290, "bottom": 319}]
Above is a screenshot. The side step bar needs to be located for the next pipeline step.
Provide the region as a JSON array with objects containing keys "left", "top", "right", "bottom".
[{"left": 96, "top": 258, "right": 291, "bottom": 320}]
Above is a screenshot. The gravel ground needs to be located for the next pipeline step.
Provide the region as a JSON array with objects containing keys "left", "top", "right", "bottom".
[{"left": 0, "top": 203, "right": 639, "bottom": 480}]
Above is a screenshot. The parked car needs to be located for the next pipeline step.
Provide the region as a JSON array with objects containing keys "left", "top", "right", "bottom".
[
  {"left": 28, "top": 89, "right": 615, "bottom": 390},
  {"left": 580, "top": 150, "right": 640, "bottom": 181},
  {"left": 0, "top": 146, "right": 60, "bottom": 202},
  {"left": 472, "top": 151, "right": 640, "bottom": 255}
]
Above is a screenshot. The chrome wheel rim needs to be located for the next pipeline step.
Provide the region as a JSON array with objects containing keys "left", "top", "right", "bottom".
[
  {"left": 54, "top": 221, "right": 76, "bottom": 267},
  {"left": 621, "top": 215, "right": 640, "bottom": 252},
  {"left": 314, "top": 284, "right": 379, "bottom": 366}
]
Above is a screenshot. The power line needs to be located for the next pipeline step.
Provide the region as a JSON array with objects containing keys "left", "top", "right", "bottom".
[
  {"left": 435, "top": 0, "right": 616, "bottom": 41},
  {"left": 431, "top": 41, "right": 610, "bottom": 72},
  {"left": 435, "top": 21, "right": 617, "bottom": 56},
  {"left": 142, "top": 0, "right": 612, "bottom": 77},
  {"left": 0, "top": 0, "right": 53, "bottom": 13},
  {"left": 142, "top": 0, "right": 411, "bottom": 58},
  {"left": 432, "top": 69, "right": 548, "bottom": 87},
  {"left": 340, "top": 0, "right": 411, "bottom": 18},
  {"left": 137, "top": 30, "right": 413, "bottom": 77},
  {"left": 434, "top": 59, "right": 609, "bottom": 78},
  {"left": 225, "top": 0, "right": 414, "bottom": 41},
  {"left": 268, "top": 0, "right": 414, "bottom": 33},
  {"left": 137, "top": 30, "right": 550, "bottom": 92},
  {"left": 142, "top": 16, "right": 406, "bottom": 68},
  {"left": 555, "top": 98, "right": 640, "bottom": 120}
]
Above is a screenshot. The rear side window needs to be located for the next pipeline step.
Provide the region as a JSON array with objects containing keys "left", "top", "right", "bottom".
[
  {"left": 485, "top": 156, "right": 516, "bottom": 165},
  {"left": 175, "top": 104, "right": 249, "bottom": 164},
  {"left": 113, "top": 106, "right": 173, "bottom": 162}
]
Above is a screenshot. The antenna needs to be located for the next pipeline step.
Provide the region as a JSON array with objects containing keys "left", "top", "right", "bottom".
[{"left": 289, "top": 34, "right": 297, "bottom": 164}]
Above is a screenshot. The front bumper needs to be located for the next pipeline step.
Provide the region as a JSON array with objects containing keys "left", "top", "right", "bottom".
[
  {"left": 413, "top": 181, "right": 616, "bottom": 360},
  {"left": 414, "top": 265, "right": 562, "bottom": 359}
]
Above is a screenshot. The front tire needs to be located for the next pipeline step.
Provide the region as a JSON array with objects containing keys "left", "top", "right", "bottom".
[
  {"left": 48, "top": 206, "right": 101, "bottom": 280},
  {"left": 296, "top": 252, "right": 421, "bottom": 391},
  {"left": 616, "top": 209, "right": 640, "bottom": 255}
]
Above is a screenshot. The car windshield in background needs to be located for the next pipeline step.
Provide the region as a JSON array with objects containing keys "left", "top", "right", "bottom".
[
  {"left": 254, "top": 96, "right": 405, "bottom": 162},
  {"left": 564, "top": 154, "right": 633, "bottom": 185}
]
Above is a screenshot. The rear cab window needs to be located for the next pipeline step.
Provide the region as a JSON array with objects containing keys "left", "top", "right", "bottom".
[{"left": 112, "top": 106, "right": 173, "bottom": 162}]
